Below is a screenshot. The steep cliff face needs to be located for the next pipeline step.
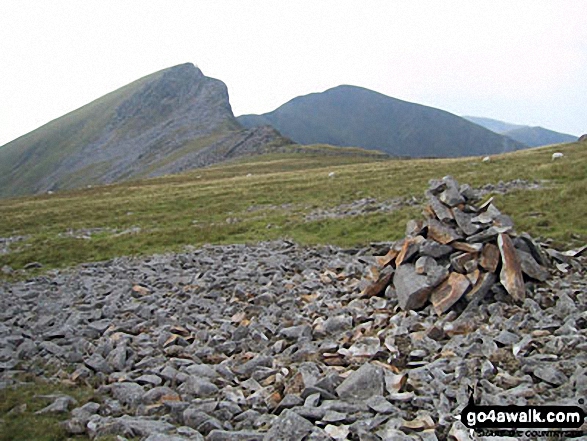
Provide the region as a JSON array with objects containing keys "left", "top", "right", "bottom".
[{"left": 0, "top": 63, "right": 290, "bottom": 198}]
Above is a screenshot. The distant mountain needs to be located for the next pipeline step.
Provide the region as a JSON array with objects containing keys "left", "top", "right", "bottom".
[
  {"left": 0, "top": 63, "right": 290, "bottom": 198},
  {"left": 237, "top": 85, "right": 525, "bottom": 158},
  {"left": 463, "top": 116, "right": 577, "bottom": 147},
  {"left": 461, "top": 116, "right": 525, "bottom": 134}
]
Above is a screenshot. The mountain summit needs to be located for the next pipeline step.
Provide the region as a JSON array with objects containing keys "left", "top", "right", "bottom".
[
  {"left": 0, "top": 63, "right": 289, "bottom": 198},
  {"left": 238, "top": 85, "right": 525, "bottom": 158}
]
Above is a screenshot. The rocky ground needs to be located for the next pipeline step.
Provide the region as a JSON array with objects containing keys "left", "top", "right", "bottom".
[
  {"left": 1, "top": 237, "right": 586, "bottom": 440},
  {"left": 1, "top": 177, "right": 586, "bottom": 440}
]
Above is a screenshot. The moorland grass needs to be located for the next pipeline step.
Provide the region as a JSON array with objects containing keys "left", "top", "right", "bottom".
[{"left": 0, "top": 141, "right": 585, "bottom": 276}]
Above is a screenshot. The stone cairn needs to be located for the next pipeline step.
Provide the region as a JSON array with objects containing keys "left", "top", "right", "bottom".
[{"left": 363, "top": 176, "right": 551, "bottom": 315}]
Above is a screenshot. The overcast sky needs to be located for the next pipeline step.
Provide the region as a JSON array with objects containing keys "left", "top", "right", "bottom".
[{"left": 1, "top": 1, "right": 585, "bottom": 146}]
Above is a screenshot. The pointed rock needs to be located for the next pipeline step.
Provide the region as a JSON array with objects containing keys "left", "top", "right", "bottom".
[
  {"left": 438, "top": 176, "right": 465, "bottom": 207},
  {"left": 451, "top": 241, "right": 483, "bottom": 253},
  {"left": 497, "top": 233, "right": 526, "bottom": 301}
]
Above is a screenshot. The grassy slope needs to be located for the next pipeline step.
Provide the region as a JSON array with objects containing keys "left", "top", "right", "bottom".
[
  {"left": 1, "top": 141, "right": 585, "bottom": 276},
  {"left": 0, "top": 69, "right": 166, "bottom": 197}
]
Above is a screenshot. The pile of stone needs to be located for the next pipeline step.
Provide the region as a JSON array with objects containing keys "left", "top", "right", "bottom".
[
  {"left": 364, "top": 176, "right": 551, "bottom": 315},
  {"left": 1, "top": 183, "right": 586, "bottom": 440}
]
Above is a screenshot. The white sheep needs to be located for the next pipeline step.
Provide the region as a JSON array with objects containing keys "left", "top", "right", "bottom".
[
  {"left": 328, "top": 172, "right": 336, "bottom": 178},
  {"left": 482, "top": 156, "right": 490, "bottom": 162},
  {"left": 552, "top": 152, "right": 564, "bottom": 160}
]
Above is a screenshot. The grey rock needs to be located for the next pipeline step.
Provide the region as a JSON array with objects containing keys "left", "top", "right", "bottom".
[
  {"left": 135, "top": 374, "right": 163, "bottom": 386},
  {"left": 208, "top": 430, "right": 264, "bottom": 441},
  {"left": 234, "top": 355, "right": 273, "bottom": 376},
  {"left": 335, "top": 362, "right": 384, "bottom": 400},
  {"left": 534, "top": 366, "right": 568, "bottom": 386},
  {"left": 419, "top": 240, "right": 453, "bottom": 259},
  {"left": 84, "top": 353, "right": 113, "bottom": 374},
  {"left": 366, "top": 395, "right": 395, "bottom": 414},
  {"left": 111, "top": 382, "right": 145, "bottom": 407},
  {"left": 517, "top": 249, "right": 549, "bottom": 282},
  {"left": 86, "top": 415, "right": 175, "bottom": 438},
  {"left": 453, "top": 207, "right": 480, "bottom": 235},
  {"left": 142, "top": 386, "right": 180, "bottom": 404},
  {"left": 179, "top": 376, "right": 219, "bottom": 397},
  {"left": 323, "top": 314, "right": 353, "bottom": 334},
  {"left": 279, "top": 324, "right": 312, "bottom": 340},
  {"left": 262, "top": 409, "right": 315, "bottom": 441},
  {"left": 35, "top": 395, "right": 77, "bottom": 414},
  {"left": 393, "top": 264, "right": 432, "bottom": 310},
  {"left": 144, "top": 434, "right": 195, "bottom": 441}
]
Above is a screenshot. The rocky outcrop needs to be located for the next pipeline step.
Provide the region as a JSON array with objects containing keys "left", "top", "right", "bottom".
[
  {"left": 579, "top": 134, "right": 587, "bottom": 142},
  {"left": 1, "top": 234, "right": 585, "bottom": 439},
  {"left": 0, "top": 63, "right": 292, "bottom": 198}
]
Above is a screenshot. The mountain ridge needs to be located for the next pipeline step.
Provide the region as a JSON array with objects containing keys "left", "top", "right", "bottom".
[
  {"left": 238, "top": 85, "right": 526, "bottom": 158},
  {"left": 0, "top": 63, "right": 290, "bottom": 198},
  {"left": 463, "top": 116, "right": 577, "bottom": 147}
]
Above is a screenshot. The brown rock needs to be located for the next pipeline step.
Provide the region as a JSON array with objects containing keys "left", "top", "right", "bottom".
[
  {"left": 480, "top": 243, "right": 500, "bottom": 273},
  {"left": 430, "top": 272, "right": 471, "bottom": 315},
  {"left": 362, "top": 266, "right": 394, "bottom": 298},
  {"left": 394, "top": 264, "right": 433, "bottom": 310},
  {"left": 452, "top": 241, "right": 483, "bottom": 253},
  {"left": 395, "top": 236, "right": 425, "bottom": 266},
  {"left": 450, "top": 252, "right": 479, "bottom": 274},
  {"left": 497, "top": 233, "right": 526, "bottom": 301},
  {"left": 427, "top": 219, "right": 462, "bottom": 244},
  {"left": 466, "top": 268, "right": 480, "bottom": 286},
  {"left": 376, "top": 248, "right": 399, "bottom": 267}
]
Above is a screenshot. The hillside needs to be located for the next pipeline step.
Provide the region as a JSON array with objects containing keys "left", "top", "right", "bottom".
[
  {"left": 0, "top": 63, "right": 291, "bottom": 198},
  {"left": 1, "top": 139, "right": 585, "bottom": 274},
  {"left": 237, "top": 85, "right": 526, "bottom": 157},
  {"left": 463, "top": 116, "right": 577, "bottom": 146}
]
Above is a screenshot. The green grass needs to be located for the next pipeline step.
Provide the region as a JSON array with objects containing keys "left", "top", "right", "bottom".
[
  {"left": 1, "top": 141, "right": 586, "bottom": 276},
  {"left": 0, "top": 374, "right": 99, "bottom": 441}
]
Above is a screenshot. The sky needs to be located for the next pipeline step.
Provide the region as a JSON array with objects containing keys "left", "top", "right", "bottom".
[{"left": 1, "top": 0, "right": 585, "bottom": 146}]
